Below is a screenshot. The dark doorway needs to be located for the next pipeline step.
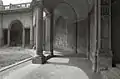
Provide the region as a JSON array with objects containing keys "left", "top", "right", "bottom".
[
  {"left": 111, "top": 0, "right": 120, "bottom": 65},
  {"left": 10, "top": 21, "right": 23, "bottom": 46},
  {"left": 3, "top": 29, "right": 8, "bottom": 45},
  {"left": 25, "top": 28, "right": 30, "bottom": 46}
]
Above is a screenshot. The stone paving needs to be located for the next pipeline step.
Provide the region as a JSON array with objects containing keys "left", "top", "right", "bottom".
[
  {"left": 0, "top": 47, "right": 103, "bottom": 79},
  {"left": 1, "top": 57, "right": 103, "bottom": 79},
  {"left": 0, "top": 47, "right": 33, "bottom": 69},
  {"left": 0, "top": 47, "right": 35, "bottom": 56}
]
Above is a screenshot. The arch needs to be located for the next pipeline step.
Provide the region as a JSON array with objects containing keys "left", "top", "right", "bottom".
[
  {"left": 9, "top": 20, "right": 23, "bottom": 30},
  {"left": 8, "top": 20, "right": 23, "bottom": 46},
  {"left": 54, "top": 1, "right": 78, "bottom": 23},
  {"left": 54, "top": 1, "right": 78, "bottom": 53}
]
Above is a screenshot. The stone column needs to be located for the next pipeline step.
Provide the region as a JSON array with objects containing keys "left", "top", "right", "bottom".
[
  {"left": 96, "top": 0, "right": 113, "bottom": 72},
  {"left": 96, "top": 0, "right": 101, "bottom": 72},
  {"left": 32, "top": 0, "right": 46, "bottom": 64},
  {"left": 50, "top": 10, "right": 54, "bottom": 56},
  {"left": 0, "top": 14, "right": 3, "bottom": 46},
  {"left": 22, "top": 28, "right": 25, "bottom": 47},
  {"left": 45, "top": 14, "right": 50, "bottom": 51},
  {"left": 7, "top": 29, "right": 10, "bottom": 46},
  {"left": 30, "top": 26, "right": 34, "bottom": 47}
]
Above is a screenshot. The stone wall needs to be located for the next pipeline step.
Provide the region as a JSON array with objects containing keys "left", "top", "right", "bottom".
[
  {"left": 53, "top": 16, "right": 88, "bottom": 55},
  {"left": 77, "top": 18, "right": 88, "bottom": 55},
  {"left": 54, "top": 16, "right": 70, "bottom": 52}
]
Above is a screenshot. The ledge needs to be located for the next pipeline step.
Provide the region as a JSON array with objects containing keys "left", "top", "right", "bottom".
[{"left": 0, "top": 8, "right": 32, "bottom": 14}]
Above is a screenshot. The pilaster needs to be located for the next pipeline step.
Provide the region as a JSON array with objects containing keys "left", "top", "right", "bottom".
[{"left": 32, "top": 0, "right": 46, "bottom": 64}]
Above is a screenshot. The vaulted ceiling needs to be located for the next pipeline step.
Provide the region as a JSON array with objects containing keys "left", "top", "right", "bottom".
[{"left": 44, "top": 0, "right": 94, "bottom": 22}]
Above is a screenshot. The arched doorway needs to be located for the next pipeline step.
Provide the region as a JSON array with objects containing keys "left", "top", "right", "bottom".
[{"left": 9, "top": 20, "right": 23, "bottom": 46}]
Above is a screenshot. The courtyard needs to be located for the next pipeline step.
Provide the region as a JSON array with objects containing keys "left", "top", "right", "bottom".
[
  {"left": 0, "top": 47, "right": 33, "bottom": 69},
  {"left": 0, "top": 52, "right": 103, "bottom": 79},
  {"left": 1, "top": 0, "right": 120, "bottom": 79}
]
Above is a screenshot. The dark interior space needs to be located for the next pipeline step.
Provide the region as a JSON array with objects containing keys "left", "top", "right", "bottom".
[
  {"left": 3, "top": 29, "right": 8, "bottom": 45},
  {"left": 10, "top": 22, "right": 23, "bottom": 46},
  {"left": 25, "top": 28, "right": 30, "bottom": 46},
  {"left": 111, "top": 0, "right": 120, "bottom": 65}
]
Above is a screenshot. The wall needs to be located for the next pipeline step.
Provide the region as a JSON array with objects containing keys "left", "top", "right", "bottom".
[
  {"left": 0, "top": 11, "right": 33, "bottom": 46},
  {"left": 112, "top": 0, "right": 120, "bottom": 64},
  {"left": 2, "top": 12, "right": 32, "bottom": 29},
  {"left": 77, "top": 18, "right": 88, "bottom": 55},
  {"left": 54, "top": 16, "right": 70, "bottom": 52},
  {"left": 53, "top": 16, "right": 89, "bottom": 55}
]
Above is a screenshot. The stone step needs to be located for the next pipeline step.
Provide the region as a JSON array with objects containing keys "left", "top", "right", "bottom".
[{"left": 101, "top": 68, "right": 120, "bottom": 79}]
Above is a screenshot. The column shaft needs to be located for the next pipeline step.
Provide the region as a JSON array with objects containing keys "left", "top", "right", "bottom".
[
  {"left": 0, "top": 14, "right": 3, "bottom": 46},
  {"left": 7, "top": 29, "right": 10, "bottom": 46},
  {"left": 22, "top": 28, "right": 25, "bottom": 47},
  {"left": 30, "top": 26, "right": 34, "bottom": 47},
  {"left": 36, "top": 1, "right": 44, "bottom": 56},
  {"left": 50, "top": 11, "right": 54, "bottom": 55}
]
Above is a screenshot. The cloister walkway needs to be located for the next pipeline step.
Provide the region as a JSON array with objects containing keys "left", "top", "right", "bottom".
[{"left": 0, "top": 51, "right": 103, "bottom": 79}]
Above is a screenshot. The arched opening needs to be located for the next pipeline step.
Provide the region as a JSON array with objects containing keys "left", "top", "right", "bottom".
[
  {"left": 53, "top": 2, "right": 78, "bottom": 55},
  {"left": 9, "top": 20, "right": 23, "bottom": 46}
]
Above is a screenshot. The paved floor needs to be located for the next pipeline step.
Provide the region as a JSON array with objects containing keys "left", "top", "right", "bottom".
[{"left": 1, "top": 57, "right": 103, "bottom": 79}]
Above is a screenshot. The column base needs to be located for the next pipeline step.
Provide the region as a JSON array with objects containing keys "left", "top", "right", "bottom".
[
  {"left": 97, "top": 49, "right": 113, "bottom": 72},
  {"left": 50, "top": 49, "right": 54, "bottom": 56},
  {"left": 32, "top": 55, "right": 46, "bottom": 64}
]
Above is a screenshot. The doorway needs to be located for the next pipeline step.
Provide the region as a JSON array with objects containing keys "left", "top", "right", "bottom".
[
  {"left": 10, "top": 20, "right": 23, "bottom": 46},
  {"left": 3, "top": 29, "right": 8, "bottom": 45}
]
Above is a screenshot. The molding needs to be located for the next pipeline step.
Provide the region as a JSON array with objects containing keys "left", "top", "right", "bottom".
[{"left": 0, "top": 8, "right": 32, "bottom": 14}]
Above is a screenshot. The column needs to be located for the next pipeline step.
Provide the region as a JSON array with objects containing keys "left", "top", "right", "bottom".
[
  {"left": 32, "top": 0, "right": 46, "bottom": 64},
  {"left": 50, "top": 10, "right": 54, "bottom": 56},
  {"left": 45, "top": 14, "right": 50, "bottom": 51},
  {"left": 22, "top": 28, "right": 25, "bottom": 47},
  {"left": 0, "top": 14, "right": 3, "bottom": 46},
  {"left": 92, "top": 0, "right": 100, "bottom": 72},
  {"left": 96, "top": 0, "right": 101, "bottom": 72},
  {"left": 96, "top": 0, "right": 113, "bottom": 72},
  {"left": 7, "top": 29, "right": 10, "bottom": 46},
  {"left": 30, "top": 26, "right": 34, "bottom": 47}
]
